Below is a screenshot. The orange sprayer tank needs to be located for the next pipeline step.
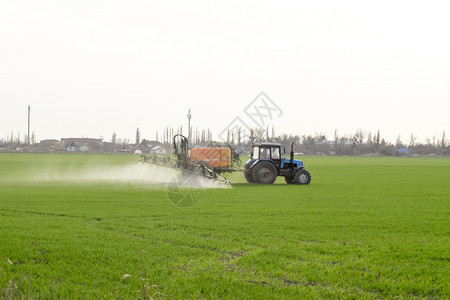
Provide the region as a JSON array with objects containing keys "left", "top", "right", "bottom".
[
  {"left": 189, "top": 147, "right": 232, "bottom": 168},
  {"left": 219, "top": 148, "right": 231, "bottom": 168}
]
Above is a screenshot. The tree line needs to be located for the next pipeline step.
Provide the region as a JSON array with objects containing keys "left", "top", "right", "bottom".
[
  {"left": 146, "top": 126, "right": 448, "bottom": 157},
  {"left": 1, "top": 126, "right": 448, "bottom": 156}
]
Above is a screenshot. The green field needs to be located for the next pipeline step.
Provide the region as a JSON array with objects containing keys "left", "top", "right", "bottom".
[{"left": 0, "top": 154, "right": 449, "bottom": 299}]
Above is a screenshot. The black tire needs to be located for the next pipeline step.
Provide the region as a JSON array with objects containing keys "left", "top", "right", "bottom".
[
  {"left": 285, "top": 176, "right": 295, "bottom": 184},
  {"left": 294, "top": 169, "right": 311, "bottom": 185},
  {"left": 252, "top": 161, "right": 277, "bottom": 184},
  {"left": 244, "top": 170, "right": 256, "bottom": 183}
]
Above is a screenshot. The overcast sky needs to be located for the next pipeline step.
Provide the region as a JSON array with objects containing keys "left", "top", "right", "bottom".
[{"left": 1, "top": 0, "right": 449, "bottom": 143}]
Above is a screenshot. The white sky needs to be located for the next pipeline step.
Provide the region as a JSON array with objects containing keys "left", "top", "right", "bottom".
[{"left": 0, "top": 0, "right": 449, "bottom": 143}]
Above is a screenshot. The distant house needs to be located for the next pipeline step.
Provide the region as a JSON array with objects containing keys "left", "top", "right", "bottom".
[
  {"left": 39, "top": 139, "right": 59, "bottom": 147},
  {"left": 39, "top": 139, "right": 61, "bottom": 151},
  {"left": 61, "top": 138, "right": 103, "bottom": 151},
  {"left": 150, "top": 145, "right": 167, "bottom": 154},
  {"left": 61, "top": 138, "right": 102, "bottom": 146},
  {"left": 139, "top": 140, "right": 167, "bottom": 154},
  {"left": 140, "top": 140, "right": 162, "bottom": 148}
]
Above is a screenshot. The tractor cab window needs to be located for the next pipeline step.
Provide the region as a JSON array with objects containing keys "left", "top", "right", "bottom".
[
  {"left": 271, "top": 147, "right": 280, "bottom": 159},
  {"left": 259, "top": 147, "right": 270, "bottom": 159},
  {"left": 252, "top": 147, "right": 259, "bottom": 159}
]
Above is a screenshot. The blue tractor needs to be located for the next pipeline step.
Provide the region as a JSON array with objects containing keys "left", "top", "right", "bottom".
[{"left": 244, "top": 142, "right": 311, "bottom": 185}]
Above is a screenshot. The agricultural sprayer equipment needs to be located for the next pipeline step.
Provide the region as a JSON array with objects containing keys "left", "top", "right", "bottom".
[
  {"left": 140, "top": 134, "right": 239, "bottom": 185},
  {"left": 139, "top": 134, "right": 311, "bottom": 185}
]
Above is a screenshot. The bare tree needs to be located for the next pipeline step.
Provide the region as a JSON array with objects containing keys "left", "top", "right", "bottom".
[
  {"left": 237, "top": 127, "right": 241, "bottom": 146},
  {"left": 366, "top": 132, "right": 373, "bottom": 148},
  {"left": 396, "top": 135, "right": 403, "bottom": 148},
  {"left": 201, "top": 129, "right": 206, "bottom": 145},
  {"left": 354, "top": 129, "right": 366, "bottom": 154},
  {"left": 374, "top": 130, "right": 380, "bottom": 156},
  {"left": 207, "top": 129, "right": 212, "bottom": 143},
  {"left": 442, "top": 130, "right": 446, "bottom": 148},
  {"left": 409, "top": 133, "right": 417, "bottom": 147},
  {"left": 254, "top": 128, "right": 265, "bottom": 142},
  {"left": 122, "top": 138, "right": 130, "bottom": 149},
  {"left": 354, "top": 129, "right": 366, "bottom": 145},
  {"left": 135, "top": 128, "right": 141, "bottom": 145},
  {"left": 334, "top": 129, "right": 339, "bottom": 154},
  {"left": 112, "top": 132, "right": 117, "bottom": 144},
  {"left": 432, "top": 135, "right": 438, "bottom": 147},
  {"left": 248, "top": 128, "right": 255, "bottom": 144}
]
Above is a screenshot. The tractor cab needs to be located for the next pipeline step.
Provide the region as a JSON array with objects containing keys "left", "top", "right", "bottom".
[
  {"left": 244, "top": 142, "right": 311, "bottom": 185},
  {"left": 251, "top": 143, "right": 282, "bottom": 168}
]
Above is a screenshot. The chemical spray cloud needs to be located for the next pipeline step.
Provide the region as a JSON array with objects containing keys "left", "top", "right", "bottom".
[
  {"left": 167, "top": 173, "right": 202, "bottom": 207},
  {"left": 217, "top": 92, "right": 283, "bottom": 143},
  {"left": 27, "top": 163, "right": 176, "bottom": 185},
  {"left": 27, "top": 162, "right": 228, "bottom": 190}
]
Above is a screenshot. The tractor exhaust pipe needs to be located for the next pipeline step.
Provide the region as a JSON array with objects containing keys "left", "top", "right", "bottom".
[{"left": 290, "top": 142, "right": 294, "bottom": 164}]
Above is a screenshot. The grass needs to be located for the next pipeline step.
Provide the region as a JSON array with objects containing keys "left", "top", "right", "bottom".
[{"left": 0, "top": 153, "right": 449, "bottom": 299}]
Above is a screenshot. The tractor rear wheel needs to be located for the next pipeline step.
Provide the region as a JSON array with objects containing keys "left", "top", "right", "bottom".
[
  {"left": 294, "top": 169, "right": 311, "bottom": 185},
  {"left": 252, "top": 161, "right": 277, "bottom": 184},
  {"left": 244, "top": 170, "right": 256, "bottom": 183}
]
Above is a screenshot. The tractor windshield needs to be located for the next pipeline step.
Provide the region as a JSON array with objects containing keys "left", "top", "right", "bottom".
[
  {"left": 271, "top": 147, "right": 280, "bottom": 159},
  {"left": 259, "top": 147, "right": 270, "bottom": 159},
  {"left": 252, "top": 147, "right": 259, "bottom": 159}
]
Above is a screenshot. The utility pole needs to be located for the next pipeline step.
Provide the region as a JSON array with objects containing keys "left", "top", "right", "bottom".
[
  {"left": 187, "top": 109, "right": 191, "bottom": 145},
  {"left": 27, "top": 105, "right": 30, "bottom": 145}
]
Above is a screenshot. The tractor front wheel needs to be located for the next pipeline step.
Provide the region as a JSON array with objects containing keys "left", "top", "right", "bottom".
[
  {"left": 294, "top": 169, "right": 311, "bottom": 185},
  {"left": 252, "top": 161, "right": 277, "bottom": 184},
  {"left": 244, "top": 170, "right": 256, "bottom": 183}
]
